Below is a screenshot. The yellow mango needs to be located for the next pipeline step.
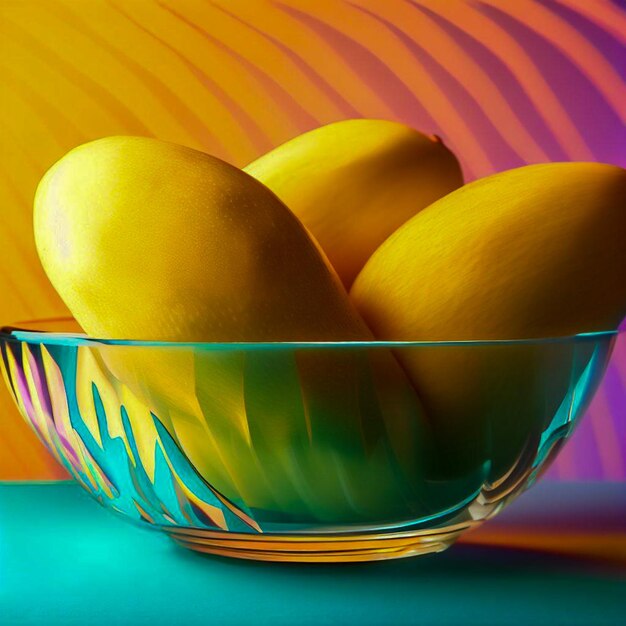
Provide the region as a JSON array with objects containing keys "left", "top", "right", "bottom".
[
  {"left": 34, "top": 136, "right": 431, "bottom": 525},
  {"left": 352, "top": 163, "right": 626, "bottom": 484},
  {"left": 35, "top": 136, "right": 368, "bottom": 342},
  {"left": 245, "top": 119, "right": 463, "bottom": 287}
]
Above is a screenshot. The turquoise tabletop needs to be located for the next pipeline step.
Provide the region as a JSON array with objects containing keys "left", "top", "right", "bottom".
[{"left": 0, "top": 481, "right": 624, "bottom": 625}]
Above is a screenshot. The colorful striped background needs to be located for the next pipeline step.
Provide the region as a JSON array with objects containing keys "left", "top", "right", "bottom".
[{"left": 0, "top": 0, "right": 624, "bottom": 481}]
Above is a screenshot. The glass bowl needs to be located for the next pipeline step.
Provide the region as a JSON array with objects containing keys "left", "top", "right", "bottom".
[{"left": 0, "top": 318, "right": 621, "bottom": 562}]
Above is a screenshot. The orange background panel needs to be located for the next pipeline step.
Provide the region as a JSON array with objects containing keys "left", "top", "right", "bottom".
[{"left": 0, "top": 0, "right": 624, "bottom": 480}]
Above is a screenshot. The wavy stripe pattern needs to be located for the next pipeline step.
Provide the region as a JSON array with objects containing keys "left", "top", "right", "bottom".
[
  {"left": 0, "top": 339, "right": 261, "bottom": 531},
  {"left": 0, "top": 0, "right": 624, "bottom": 480}
]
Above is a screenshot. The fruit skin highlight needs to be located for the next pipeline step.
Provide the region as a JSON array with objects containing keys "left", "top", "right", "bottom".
[
  {"left": 34, "top": 136, "right": 369, "bottom": 343},
  {"left": 351, "top": 162, "right": 626, "bottom": 482},
  {"left": 245, "top": 119, "right": 463, "bottom": 288}
]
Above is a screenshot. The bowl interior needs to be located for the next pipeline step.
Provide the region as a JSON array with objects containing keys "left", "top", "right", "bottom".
[{"left": 0, "top": 319, "right": 620, "bottom": 539}]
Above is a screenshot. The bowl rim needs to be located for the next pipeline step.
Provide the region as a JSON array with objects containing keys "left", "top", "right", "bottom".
[{"left": 0, "top": 316, "right": 622, "bottom": 349}]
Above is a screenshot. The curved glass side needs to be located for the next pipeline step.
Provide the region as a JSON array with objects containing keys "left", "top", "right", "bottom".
[{"left": 0, "top": 328, "right": 618, "bottom": 536}]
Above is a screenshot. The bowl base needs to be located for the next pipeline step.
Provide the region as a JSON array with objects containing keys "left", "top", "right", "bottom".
[{"left": 166, "top": 525, "right": 471, "bottom": 563}]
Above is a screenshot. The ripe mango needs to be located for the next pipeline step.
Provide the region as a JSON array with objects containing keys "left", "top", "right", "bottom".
[
  {"left": 245, "top": 119, "right": 463, "bottom": 287},
  {"left": 35, "top": 136, "right": 369, "bottom": 342},
  {"left": 34, "top": 136, "right": 431, "bottom": 525},
  {"left": 351, "top": 163, "right": 626, "bottom": 487}
]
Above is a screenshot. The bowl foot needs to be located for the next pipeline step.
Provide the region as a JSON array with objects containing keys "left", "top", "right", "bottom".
[{"left": 166, "top": 526, "right": 469, "bottom": 563}]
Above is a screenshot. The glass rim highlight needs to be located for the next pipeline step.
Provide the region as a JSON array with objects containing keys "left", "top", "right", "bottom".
[{"left": 1, "top": 316, "right": 622, "bottom": 350}]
